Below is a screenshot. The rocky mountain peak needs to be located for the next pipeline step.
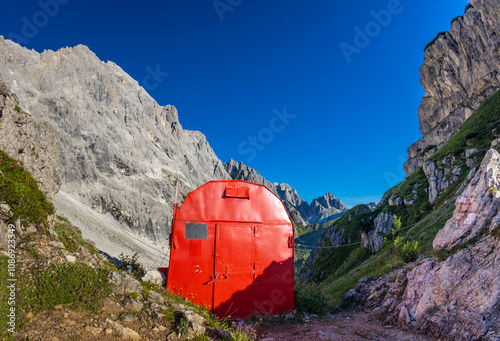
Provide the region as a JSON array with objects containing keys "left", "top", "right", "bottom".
[
  {"left": 274, "top": 182, "right": 308, "bottom": 209},
  {"left": 306, "top": 192, "right": 347, "bottom": 224},
  {"left": 224, "top": 161, "right": 348, "bottom": 226},
  {"left": 404, "top": 1, "right": 500, "bottom": 176},
  {"left": 0, "top": 37, "right": 231, "bottom": 265},
  {"left": 315, "top": 192, "right": 341, "bottom": 207}
]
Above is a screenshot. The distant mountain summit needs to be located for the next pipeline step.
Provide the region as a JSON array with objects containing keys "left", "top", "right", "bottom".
[
  {"left": 223, "top": 161, "right": 348, "bottom": 227},
  {"left": 274, "top": 183, "right": 347, "bottom": 224},
  {"left": 306, "top": 192, "right": 347, "bottom": 224}
]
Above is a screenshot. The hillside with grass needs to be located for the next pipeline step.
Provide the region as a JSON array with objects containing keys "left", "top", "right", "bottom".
[
  {"left": 0, "top": 149, "right": 262, "bottom": 340},
  {"left": 297, "top": 87, "right": 500, "bottom": 339},
  {"left": 299, "top": 88, "right": 500, "bottom": 303}
]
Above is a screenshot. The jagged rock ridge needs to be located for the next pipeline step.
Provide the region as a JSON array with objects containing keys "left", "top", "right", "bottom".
[
  {"left": 275, "top": 182, "right": 347, "bottom": 225},
  {"left": 224, "top": 159, "right": 278, "bottom": 196},
  {"left": 223, "top": 160, "right": 348, "bottom": 226}
]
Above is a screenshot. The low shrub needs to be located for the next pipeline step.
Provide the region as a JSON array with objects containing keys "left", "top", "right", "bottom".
[
  {"left": 435, "top": 249, "right": 450, "bottom": 262},
  {"left": 491, "top": 225, "right": 500, "bottom": 239},
  {"left": 295, "top": 283, "right": 328, "bottom": 315},
  {"left": 394, "top": 236, "right": 420, "bottom": 263},
  {"left": 426, "top": 305, "right": 440, "bottom": 315},
  {"left": 117, "top": 252, "right": 146, "bottom": 279},
  {"left": 54, "top": 220, "right": 95, "bottom": 254},
  {"left": 23, "top": 262, "right": 111, "bottom": 314}
]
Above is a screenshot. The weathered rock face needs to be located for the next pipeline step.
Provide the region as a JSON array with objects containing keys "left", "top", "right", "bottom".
[
  {"left": 0, "top": 80, "right": 64, "bottom": 200},
  {"left": 361, "top": 211, "right": 393, "bottom": 253},
  {"left": 404, "top": 2, "right": 500, "bottom": 176},
  {"left": 274, "top": 182, "right": 309, "bottom": 214},
  {"left": 422, "top": 155, "right": 465, "bottom": 204},
  {"left": 419, "top": 3, "right": 500, "bottom": 134},
  {"left": 351, "top": 147, "right": 500, "bottom": 340},
  {"left": 273, "top": 182, "right": 310, "bottom": 227},
  {"left": 283, "top": 201, "right": 308, "bottom": 228},
  {"left": 0, "top": 37, "right": 230, "bottom": 248},
  {"left": 433, "top": 148, "right": 500, "bottom": 250},
  {"left": 224, "top": 159, "right": 278, "bottom": 195}
]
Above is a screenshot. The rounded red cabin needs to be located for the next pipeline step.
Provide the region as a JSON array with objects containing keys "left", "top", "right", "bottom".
[{"left": 166, "top": 180, "right": 295, "bottom": 319}]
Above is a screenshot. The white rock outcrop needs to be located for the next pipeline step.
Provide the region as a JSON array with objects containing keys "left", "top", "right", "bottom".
[{"left": 434, "top": 148, "right": 500, "bottom": 250}]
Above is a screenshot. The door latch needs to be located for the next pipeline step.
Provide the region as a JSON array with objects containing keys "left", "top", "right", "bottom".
[{"left": 203, "top": 272, "right": 219, "bottom": 285}]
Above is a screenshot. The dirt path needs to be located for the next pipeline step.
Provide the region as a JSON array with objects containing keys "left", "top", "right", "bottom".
[{"left": 256, "top": 311, "right": 435, "bottom": 341}]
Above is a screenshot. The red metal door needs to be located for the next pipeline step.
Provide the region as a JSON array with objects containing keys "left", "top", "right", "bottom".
[
  {"left": 166, "top": 221, "right": 216, "bottom": 309},
  {"left": 252, "top": 224, "right": 295, "bottom": 316},
  {"left": 213, "top": 223, "right": 255, "bottom": 319}
]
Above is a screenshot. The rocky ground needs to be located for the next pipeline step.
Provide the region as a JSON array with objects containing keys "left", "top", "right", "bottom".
[
  {"left": 14, "top": 308, "right": 438, "bottom": 341},
  {"left": 256, "top": 311, "right": 435, "bottom": 341}
]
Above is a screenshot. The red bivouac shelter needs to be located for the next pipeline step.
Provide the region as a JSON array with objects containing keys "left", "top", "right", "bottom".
[{"left": 165, "top": 180, "right": 295, "bottom": 319}]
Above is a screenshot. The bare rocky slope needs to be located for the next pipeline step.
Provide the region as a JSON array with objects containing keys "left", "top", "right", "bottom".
[
  {"left": 0, "top": 37, "right": 231, "bottom": 264},
  {"left": 404, "top": 0, "right": 500, "bottom": 176}
]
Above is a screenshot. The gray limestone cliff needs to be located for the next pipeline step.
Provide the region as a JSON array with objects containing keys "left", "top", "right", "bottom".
[
  {"left": 274, "top": 182, "right": 309, "bottom": 226},
  {"left": 404, "top": 1, "right": 500, "bottom": 176},
  {"left": 0, "top": 38, "right": 230, "bottom": 254},
  {"left": 0, "top": 82, "right": 64, "bottom": 200}
]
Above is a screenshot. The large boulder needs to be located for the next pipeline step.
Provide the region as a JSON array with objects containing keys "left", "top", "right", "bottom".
[
  {"left": 141, "top": 270, "right": 166, "bottom": 287},
  {"left": 434, "top": 148, "right": 500, "bottom": 250},
  {"left": 108, "top": 271, "right": 144, "bottom": 296}
]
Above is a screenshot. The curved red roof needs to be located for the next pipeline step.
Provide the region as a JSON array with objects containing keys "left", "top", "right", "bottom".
[{"left": 176, "top": 180, "right": 291, "bottom": 224}]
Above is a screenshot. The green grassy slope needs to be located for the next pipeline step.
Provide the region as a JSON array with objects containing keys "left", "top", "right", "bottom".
[{"left": 299, "top": 89, "right": 500, "bottom": 309}]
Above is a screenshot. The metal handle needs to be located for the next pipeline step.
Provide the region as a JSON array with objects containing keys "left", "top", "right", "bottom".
[{"left": 203, "top": 272, "right": 219, "bottom": 285}]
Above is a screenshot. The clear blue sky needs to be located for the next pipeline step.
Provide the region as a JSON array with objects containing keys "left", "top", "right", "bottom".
[{"left": 1, "top": 0, "right": 470, "bottom": 207}]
